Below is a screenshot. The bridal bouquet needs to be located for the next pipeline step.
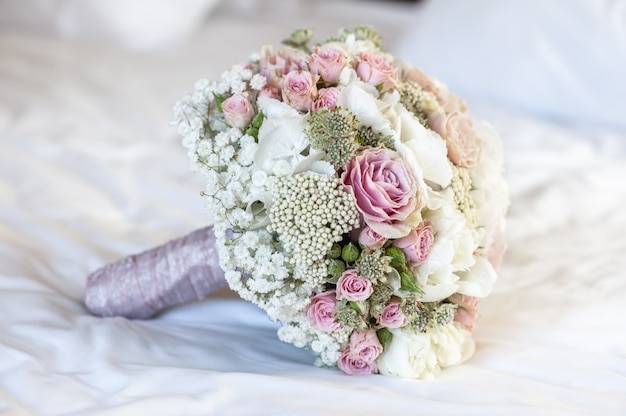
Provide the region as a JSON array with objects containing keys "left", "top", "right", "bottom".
[
  {"left": 168, "top": 26, "right": 508, "bottom": 378},
  {"left": 86, "top": 26, "right": 507, "bottom": 379}
]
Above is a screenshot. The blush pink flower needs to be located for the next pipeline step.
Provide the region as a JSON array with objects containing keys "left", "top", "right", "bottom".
[
  {"left": 307, "top": 291, "right": 341, "bottom": 332},
  {"left": 358, "top": 226, "right": 386, "bottom": 250},
  {"left": 355, "top": 52, "right": 397, "bottom": 92},
  {"left": 282, "top": 70, "right": 318, "bottom": 112},
  {"left": 222, "top": 93, "right": 255, "bottom": 129},
  {"left": 342, "top": 148, "right": 422, "bottom": 239},
  {"left": 337, "top": 349, "right": 377, "bottom": 375},
  {"left": 429, "top": 111, "right": 479, "bottom": 168},
  {"left": 336, "top": 270, "right": 373, "bottom": 302},
  {"left": 312, "top": 87, "right": 340, "bottom": 111},
  {"left": 258, "top": 85, "right": 282, "bottom": 100},
  {"left": 377, "top": 297, "right": 407, "bottom": 328},
  {"left": 449, "top": 293, "right": 480, "bottom": 331},
  {"left": 350, "top": 330, "right": 383, "bottom": 362},
  {"left": 260, "top": 45, "right": 308, "bottom": 89},
  {"left": 308, "top": 46, "right": 346, "bottom": 84},
  {"left": 392, "top": 220, "right": 434, "bottom": 267}
]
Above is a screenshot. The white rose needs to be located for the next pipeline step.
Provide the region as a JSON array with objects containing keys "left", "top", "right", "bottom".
[
  {"left": 430, "top": 324, "right": 475, "bottom": 368},
  {"left": 376, "top": 327, "right": 439, "bottom": 379},
  {"left": 415, "top": 203, "right": 476, "bottom": 302},
  {"left": 376, "top": 324, "right": 475, "bottom": 379}
]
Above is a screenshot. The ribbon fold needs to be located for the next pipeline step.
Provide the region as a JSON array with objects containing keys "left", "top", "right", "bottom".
[{"left": 85, "top": 226, "right": 227, "bottom": 319}]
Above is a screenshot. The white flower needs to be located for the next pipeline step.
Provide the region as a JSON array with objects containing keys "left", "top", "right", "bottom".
[
  {"left": 414, "top": 203, "right": 476, "bottom": 302},
  {"left": 254, "top": 96, "right": 311, "bottom": 175},
  {"left": 376, "top": 327, "right": 438, "bottom": 379},
  {"left": 376, "top": 323, "right": 474, "bottom": 379},
  {"left": 391, "top": 104, "right": 453, "bottom": 188}
]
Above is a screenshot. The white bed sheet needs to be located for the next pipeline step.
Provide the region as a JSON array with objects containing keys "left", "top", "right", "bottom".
[{"left": 1, "top": 1, "right": 625, "bottom": 415}]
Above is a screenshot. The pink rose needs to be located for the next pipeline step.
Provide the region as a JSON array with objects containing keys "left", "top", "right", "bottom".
[
  {"left": 260, "top": 45, "right": 308, "bottom": 89},
  {"left": 357, "top": 226, "right": 386, "bottom": 250},
  {"left": 355, "top": 52, "right": 397, "bottom": 92},
  {"left": 282, "top": 70, "right": 318, "bottom": 112},
  {"left": 312, "top": 87, "right": 340, "bottom": 111},
  {"left": 349, "top": 330, "right": 383, "bottom": 362},
  {"left": 307, "top": 291, "right": 341, "bottom": 332},
  {"left": 336, "top": 270, "right": 373, "bottom": 302},
  {"left": 337, "top": 349, "right": 377, "bottom": 375},
  {"left": 308, "top": 46, "right": 346, "bottom": 84},
  {"left": 222, "top": 93, "right": 255, "bottom": 129},
  {"left": 449, "top": 293, "right": 480, "bottom": 331},
  {"left": 342, "top": 148, "right": 422, "bottom": 239},
  {"left": 429, "top": 111, "right": 479, "bottom": 168},
  {"left": 392, "top": 220, "right": 434, "bottom": 267},
  {"left": 258, "top": 85, "right": 282, "bottom": 100},
  {"left": 377, "top": 297, "right": 407, "bottom": 328}
]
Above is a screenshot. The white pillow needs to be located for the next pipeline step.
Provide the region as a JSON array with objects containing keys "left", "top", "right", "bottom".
[
  {"left": 394, "top": 0, "right": 626, "bottom": 128},
  {"left": 0, "top": 0, "right": 224, "bottom": 51}
]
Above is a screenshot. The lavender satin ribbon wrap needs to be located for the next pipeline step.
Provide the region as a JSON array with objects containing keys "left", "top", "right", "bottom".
[{"left": 85, "top": 226, "right": 227, "bottom": 319}]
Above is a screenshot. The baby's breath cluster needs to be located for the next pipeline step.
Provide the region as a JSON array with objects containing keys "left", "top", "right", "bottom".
[{"left": 267, "top": 173, "right": 360, "bottom": 269}]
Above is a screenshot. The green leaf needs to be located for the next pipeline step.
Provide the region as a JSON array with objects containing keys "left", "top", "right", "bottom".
[
  {"left": 399, "top": 270, "right": 425, "bottom": 297},
  {"left": 213, "top": 93, "right": 225, "bottom": 113},
  {"left": 376, "top": 327, "right": 393, "bottom": 350},
  {"left": 349, "top": 301, "right": 363, "bottom": 315},
  {"left": 385, "top": 246, "right": 407, "bottom": 272}
]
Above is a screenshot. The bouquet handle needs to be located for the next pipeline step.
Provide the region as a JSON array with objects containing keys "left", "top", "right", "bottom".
[{"left": 85, "top": 226, "right": 227, "bottom": 319}]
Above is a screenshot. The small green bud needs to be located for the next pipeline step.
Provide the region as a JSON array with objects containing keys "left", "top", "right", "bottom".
[
  {"left": 289, "top": 28, "right": 314, "bottom": 45},
  {"left": 341, "top": 242, "right": 360, "bottom": 264},
  {"left": 327, "top": 243, "right": 342, "bottom": 259},
  {"left": 327, "top": 259, "right": 346, "bottom": 281},
  {"left": 385, "top": 246, "right": 407, "bottom": 271}
]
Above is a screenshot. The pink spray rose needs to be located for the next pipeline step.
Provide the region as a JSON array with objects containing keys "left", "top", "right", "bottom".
[
  {"left": 355, "top": 52, "right": 397, "bottom": 92},
  {"left": 260, "top": 45, "right": 308, "bottom": 89},
  {"left": 308, "top": 46, "right": 346, "bottom": 84},
  {"left": 222, "top": 93, "right": 255, "bottom": 129},
  {"left": 336, "top": 270, "right": 373, "bottom": 302},
  {"left": 342, "top": 148, "right": 422, "bottom": 239},
  {"left": 307, "top": 291, "right": 341, "bottom": 332},
  {"left": 392, "top": 220, "right": 434, "bottom": 267},
  {"left": 429, "top": 111, "right": 479, "bottom": 168},
  {"left": 349, "top": 330, "right": 383, "bottom": 362},
  {"left": 282, "top": 70, "right": 318, "bottom": 112},
  {"left": 337, "top": 349, "right": 377, "bottom": 375},
  {"left": 449, "top": 293, "right": 480, "bottom": 331},
  {"left": 312, "top": 87, "right": 340, "bottom": 111},
  {"left": 357, "top": 226, "right": 386, "bottom": 250},
  {"left": 258, "top": 85, "right": 282, "bottom": 100},
  {"left": 377, "top": 297, "right": 407, "bottom": 328}
]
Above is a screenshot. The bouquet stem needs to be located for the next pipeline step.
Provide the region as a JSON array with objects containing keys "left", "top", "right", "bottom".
[{"left": 85, "top": 226, "right": 226, "bottom": 319}]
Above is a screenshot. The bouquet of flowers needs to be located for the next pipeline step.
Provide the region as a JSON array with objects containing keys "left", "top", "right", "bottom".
[{"left": 168, "top": 26, "right": 508, "bottom": 378}]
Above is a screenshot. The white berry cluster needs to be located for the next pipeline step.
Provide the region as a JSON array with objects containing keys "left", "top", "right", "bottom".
[{"left": 267, "top": 173, "right": 360, "bottom": 270}]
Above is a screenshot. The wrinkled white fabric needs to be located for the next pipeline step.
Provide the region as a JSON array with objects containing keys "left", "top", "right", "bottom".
[{"left": 1, "top": 1, "right": 625, "bottom": 415}]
